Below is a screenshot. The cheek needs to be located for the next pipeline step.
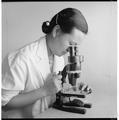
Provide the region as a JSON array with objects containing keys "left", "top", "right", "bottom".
[
  {"left": 59, "top": 40, "right": 68, "bottom": 51},
  {"left": 60, "top": 36, "right": 69, "bottom": 47},
  {"left": 56, "top": 34, "right": 69, "bottom": 53}
]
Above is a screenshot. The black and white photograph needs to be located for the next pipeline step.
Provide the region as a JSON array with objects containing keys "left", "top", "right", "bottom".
[{"left": 1, "top": 1, "right": 117, "bottom": 119}]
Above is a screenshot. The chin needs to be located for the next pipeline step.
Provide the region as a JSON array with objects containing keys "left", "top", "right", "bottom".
[
  {"left": 55, "top": 51, "right": 67, "bottom": 57},
  {"left": 60, "top": 51, "right": 67, "bottom": 56},
  {"left": 55, "top": 53, "right": 64, "bottom": 57},
  {"left": 57, "top": 54, "right": 63, "bottom": 57}
]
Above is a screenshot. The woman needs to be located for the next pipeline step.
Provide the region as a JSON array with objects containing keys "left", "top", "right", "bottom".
[{"left": 2, "top": 8, "right": 90, "bottom": 118}]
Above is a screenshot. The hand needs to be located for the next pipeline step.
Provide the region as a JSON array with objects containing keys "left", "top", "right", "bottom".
[
  {"left": 61, "top": 82, "right": 92, "bottom": 95},
  {"left": 42, "top": 73, "right": 62, "bottom": 96},
  {"left": 61, "top": 83, "right": 72, "bottom": 93},
  {"left": 77, "top": 82, "right": 92, "bottom": 95}
]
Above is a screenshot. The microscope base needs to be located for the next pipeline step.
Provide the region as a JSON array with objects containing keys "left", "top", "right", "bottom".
[
  {"left": 53, "top": 103, "right": 87, "bottom": 114},
  {"left": 53, "top": 94, "right": 92, "bottom": 115}
]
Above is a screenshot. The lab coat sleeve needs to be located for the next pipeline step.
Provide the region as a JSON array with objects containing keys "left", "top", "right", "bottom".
[{"left": 2, "top": 53, "right": 27, "bottom": 106}]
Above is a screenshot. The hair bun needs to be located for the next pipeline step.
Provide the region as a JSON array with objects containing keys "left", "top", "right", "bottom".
[{"left": 42, "top": 21, "right": 50, "bottom": 34}]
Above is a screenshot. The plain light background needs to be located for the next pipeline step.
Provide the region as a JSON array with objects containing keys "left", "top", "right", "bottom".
[{"left": 2, "top": 2, "right": 117, "bottom": 118}]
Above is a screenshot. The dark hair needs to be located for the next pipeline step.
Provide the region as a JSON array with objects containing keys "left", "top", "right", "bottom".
[{"left": 42, "top": 8, "right": 88, "bottom": 34}]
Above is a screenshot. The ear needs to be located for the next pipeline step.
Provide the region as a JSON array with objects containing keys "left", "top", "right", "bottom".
[{"left": 52, "top": 25, "right": 61, "bottom": 38}]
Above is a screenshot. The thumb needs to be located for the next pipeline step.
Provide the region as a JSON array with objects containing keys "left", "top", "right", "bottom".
[
  {"left": 54, "top": 79, "right": 62, "bottom": 92},
  {"left": 57, "top": 75, "right": 62, "bottom": 80}
]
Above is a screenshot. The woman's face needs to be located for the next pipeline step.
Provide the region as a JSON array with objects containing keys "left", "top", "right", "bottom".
[{"left": 52, "top": 27, "right": 86, "bottom": 56}]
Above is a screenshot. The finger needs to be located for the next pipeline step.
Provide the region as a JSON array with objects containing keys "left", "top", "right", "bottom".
[
  {"left": 56, "top": 80, "right": 62, "bottom": 85},
  {"left": 57, "top": 75, "right": 62, "bottom": 80},
  {"left": 62, "top": 83, "right": 72, "bottom": 93},
  {"left": 54, "top": 79, "right": 62, "bottom": 91},
  {"left": 83, "top": 85, "right": 88, "bottom": 92},
  {"left": 54, "top": 75, "right": 62, "bottom": 80},
  {"left": 87, "top": 86, "right": 91, "bottom": 91},
  {"left": 63, "top": 83, "right": 72, "bottom": 89},
  {"left": 78, "top": 82, "right": 85, "bottom": 90},
  {"left": 85, "top": 85, "right": 92, "bottom": 94},
  {"left": 56, "top": 84, "right": 62, "bottom": 92},
  {"left": 53, "top": 77, "right": 61, "bottom": 83},
  {"left": 87, "top": 88, "right": 92, "bottom": 94},
  {"left": 81, "top": 84, "right": 87, "bottom": 91}
]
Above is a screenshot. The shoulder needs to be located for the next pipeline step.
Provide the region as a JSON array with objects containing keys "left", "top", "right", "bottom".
[
  {"left": 7, "top": 36, "right": 46, "bottom": 67},
  {"left": 19, "top": 36, "right": 45, "bottom": 57}
]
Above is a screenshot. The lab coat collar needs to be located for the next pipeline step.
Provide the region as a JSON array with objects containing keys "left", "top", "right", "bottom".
[
  {"left": 53, "top": 55, "right": 65, "bottom": 74},
  {"left": 37, "top": 36, "right": 49, "bottom": 60},
  {"left": 36, "top": 36, "right": 64, "bottom": 81}
]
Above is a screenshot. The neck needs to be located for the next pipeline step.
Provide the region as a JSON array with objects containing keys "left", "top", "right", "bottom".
[{"left": 46, "top": 35, "right": 54, "bottom": 58}]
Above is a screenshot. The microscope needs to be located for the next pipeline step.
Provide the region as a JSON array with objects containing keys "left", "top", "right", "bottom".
[{"left": 53, "top": 43, "right": 92, "bottom": 114}]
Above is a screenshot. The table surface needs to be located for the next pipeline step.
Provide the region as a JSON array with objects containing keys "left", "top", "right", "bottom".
[
  {"left": 2, "top": 84, "right": 117, "bottom": 118},
  {"left": 36, "top": 92, "right": 117, "bottom": 118}
]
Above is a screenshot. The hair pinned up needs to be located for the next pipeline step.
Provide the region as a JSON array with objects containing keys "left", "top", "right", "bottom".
[
  {"left": 42, "top": 21, "right": 50, "bottom": 34},
  {"left": 42, "top": 8, "right": 88, "bottom": 34}
]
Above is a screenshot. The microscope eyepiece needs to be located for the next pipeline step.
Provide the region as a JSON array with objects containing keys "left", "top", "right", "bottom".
[{"left": 67, "top": 44, "right": 84, "bottom": 86}]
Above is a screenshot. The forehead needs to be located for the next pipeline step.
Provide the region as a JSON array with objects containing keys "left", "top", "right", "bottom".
[{"left": 68, "top": 27, "right": 86, "bottom": 44}]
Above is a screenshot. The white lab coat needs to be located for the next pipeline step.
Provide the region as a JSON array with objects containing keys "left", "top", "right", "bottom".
[{"left": 2, "top": 36, "right": 65, "bottom": 118}]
